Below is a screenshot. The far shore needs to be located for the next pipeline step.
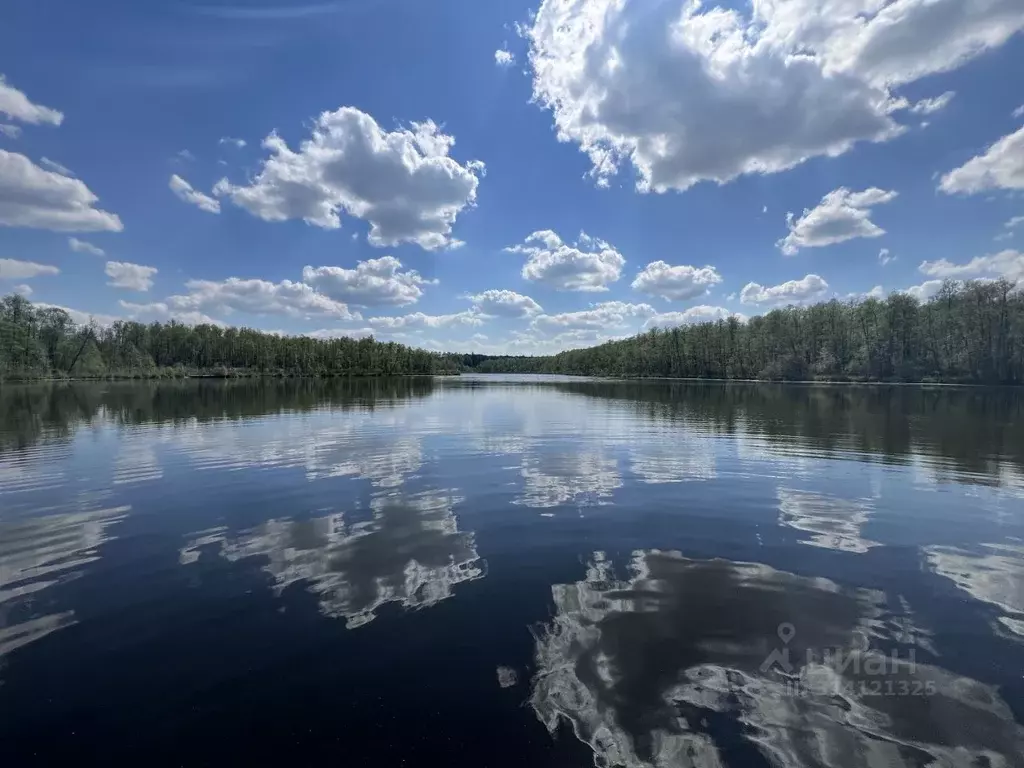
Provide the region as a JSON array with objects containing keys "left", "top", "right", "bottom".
[{"left": 4, "top": 371, "right": 1019, "bottom": 388}]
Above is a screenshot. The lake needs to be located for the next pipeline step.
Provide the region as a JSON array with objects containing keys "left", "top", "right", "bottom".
[{"left": 2, "top": 375, "right": 1023, "bottom": 766}]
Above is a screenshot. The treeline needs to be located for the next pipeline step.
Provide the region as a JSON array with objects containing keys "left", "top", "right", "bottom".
[
  {"left": 0, "top": 294, "right": 462, "bottom": 380},
  {"left": 474, "top": 280, "right": 1024, "bottom": 384}
]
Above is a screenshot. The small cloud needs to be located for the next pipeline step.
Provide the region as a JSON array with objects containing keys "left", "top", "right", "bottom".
[
  {"left": 878, "top": 248, "right": 896, "bottom": 266},
  {"left": 762, "top": 205, "right": 768, "bottom": 214},
  {"left": 778, "top": 187, "right": 897, "bottom": 255},
  {"left": 169, "top": 174, "right": 221, "bottom": 214},
  {"left": 843, "top": 285, "right": 886, "bottom": 301},
  {"left": 176, "top": 149, "right": 196, "bottom": 162},
  {"left": 219, "top": 136, "right": 246, "bottom": 148},
  {"left": 105, "top": 261, "right": 158, "bottom": 291},
  {"left": 12, "top": 283, "right": 32, "bottom": 296},
  {"left": 496, "top": 666, "right": 518, "bottom": 688},
  {"left": 69, "top": 237, "right": 106, "bottom": 256},
  {"left": 0, "top": 123, "right": 21, "bottom": 139},
  {"left": 495, "top": 46, "right": 515, "bottom": 67},
  {"left": 0, "top": 75, "right": 63, "bottom": 126},
  {"left": 39, "top": 156, "right": 74, "bottom": 176},
  {"left": 995, "top": 215, "right": 1024, "bottom": 241},
  {"left": 908, "top": 91, "right": 955, "bottom": 115},
  {"left": 1013, "top": 105, "right": 1024, "bottom": 119}
]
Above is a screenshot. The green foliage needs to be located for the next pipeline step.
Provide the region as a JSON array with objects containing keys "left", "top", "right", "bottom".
[
  {"left": 0, "top": 295, "right": 462, "bottom": 380},
  {"left": 473, "top": 280, "right": 1024, "bottom": 384}
]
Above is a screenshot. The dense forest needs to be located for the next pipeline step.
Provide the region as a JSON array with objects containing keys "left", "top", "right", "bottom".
[
  {"left": 0, "top": 294, "right": 462, "bottom": 379},
  {"left": 474, "top": 280, "right": 1024, "bottom": 384},
  {"left": 4, "top": 280, "right": 1024, "bottom": 383}
]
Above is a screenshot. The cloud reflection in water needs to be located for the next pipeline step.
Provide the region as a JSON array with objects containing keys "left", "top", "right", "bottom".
[
  {"left": 0, "top": 505, "right": 129, "bottom": 657},
  {"left": 180, "top": 489, "right": 483, "bottom": 628},
  {"left": 926, "top": 542, "right": 1024, "bottom": 639},
  {"left": 530, "top": 551, "right": 1024, "bottom": 768}
]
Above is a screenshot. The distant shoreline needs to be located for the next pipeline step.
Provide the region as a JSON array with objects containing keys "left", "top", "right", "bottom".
[
  {"left": 5, "top": 372, "right": 1018, "bottom": 388},
  {"left": 1, "top": 371, "right": 461, "bottom": 384},
  {"left": 476, "top": 374, "right": 1019, "bottom": 388}
]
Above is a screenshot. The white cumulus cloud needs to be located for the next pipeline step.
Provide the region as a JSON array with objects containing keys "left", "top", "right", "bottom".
[
  {"left": 530, "top": 301, "right": 655, "bottom": 334},
  {"left": 631, "top": 261, "right": 722, "bottom": 301},
  {"left": 495, "top": 47, "right": 516, "bottom": 67},
  {"left": 12, "top": 283, "right": 31, "bottom": 296},
  {"left": 105, "top": 261, "right": 158, "bottom": 291},
  {"left": 119, "top": 300, "right": 224, "bottom": 327},
  {"left": 902, "top": 279, "right": 945, "bottom": 301},
  {"left": 465, "top": 289, "right": 543, "bottom": 318},
  {"left": 0, "top": 150, "right": 123, "bottom": 232},
  {"left": 169, "top": 174, "right": 221, "bottom": 214},
  {"left": 919, "top": 250, "right": 1024, "bottom": 283},
  {"left": 645, "top": 306, "right": 745, "bottom": 329},
  {"left": 740, "top": 274, "right": 830, "bottom": 306},
  {"left": 843, "top": 285, "right": 886, "bottom": 301},
  {"left": 778, "top": 187, "right": 897, "bottom": 255},
  {"left": 160, "top": 277, "right": 360, "bottom": 320},
  {"left": 0, "top": 75, "right": 63, "bottom": 126},
  {"left": 939, "top": 126, "right": 1024, "bottom": 194},
  {"left": 368, "top": 310, "right": 484, "bottom": 330},
  {"left": 525, "top": 0, "right": 1022, "bottom": 192},
  {"left": 506, "top": 230, "right": 625, "bottom": 291},
  {"left": 302, "top": 257, "right": 434, "bottom": 307},
  {"left": 0, "top": 257, "right": 60, "bottom": 280},
  {"left": 213, "top": 107, "right": 483, "bottom": 251}
]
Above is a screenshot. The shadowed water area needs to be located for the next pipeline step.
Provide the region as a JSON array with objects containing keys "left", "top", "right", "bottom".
[{"left": 1, "top": 375, "right": 1023, "bottom": 766}]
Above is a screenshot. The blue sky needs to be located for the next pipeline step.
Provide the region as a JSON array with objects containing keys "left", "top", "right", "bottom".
[{"left": 1, "top": 0, "right": 1023, "bottom": 354}]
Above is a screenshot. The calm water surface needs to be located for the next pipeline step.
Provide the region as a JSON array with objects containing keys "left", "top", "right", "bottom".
[{"left": 2, "top": 375, "right": 1024, "bottom": 766}]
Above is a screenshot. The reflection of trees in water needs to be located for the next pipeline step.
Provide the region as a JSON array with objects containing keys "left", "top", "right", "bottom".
[
  {"left": 531, "top": 551, "right": 1024, "bottom": 768},
  {"left": 0, "top": 377, "right": 438, "bottom": 453},
  {"left": 552, "top": 381, "right": 1024, "bottom": 486},
  {"left": 180, "top": 490, "right": 483, "bottom": 628},
  {"left": 0, "top": 505, "right": 129, "bottom": 657},
  {"left": 777, "top": 488, "right": 879, "bottom": 553},
  {"left": 926, "top": 543, "right": 1024, "bottom": 639},
  {"left": 5, "top": 378, "right": 1023, "bottom": 489}
]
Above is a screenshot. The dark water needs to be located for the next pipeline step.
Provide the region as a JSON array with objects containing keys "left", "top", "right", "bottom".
[{"left": 2, "top": 376, "right": 1024, "bottom": 767}]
